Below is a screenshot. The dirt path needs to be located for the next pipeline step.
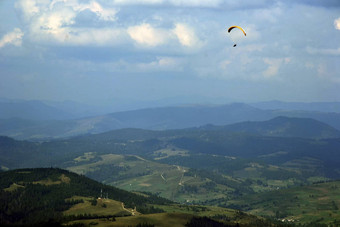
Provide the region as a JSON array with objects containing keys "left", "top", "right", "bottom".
[
  {"left": 121, "top": 203, "right": 136, "bottom": 216},
  {"left": 133, "top": 155, "right": 147, "bottom": 162},
  {"left": 176, "top": 165, "right": 186, "bottom": 186},
  {"left": 161, "top": 172, "right": 166, "bottom": 182}
]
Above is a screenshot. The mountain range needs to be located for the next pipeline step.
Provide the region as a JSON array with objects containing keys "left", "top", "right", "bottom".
[
  {"left": 203, "top": 116, "right": 340, "bottom": 139},
  {"left": 1, "top": 100, "right": 340, "bottom": 140},
  {"left": 1, "top": 115, "right": 340, "bottom": 175}
]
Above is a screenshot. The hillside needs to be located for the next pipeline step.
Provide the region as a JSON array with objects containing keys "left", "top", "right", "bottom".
[
  {"left": 1, "top": 116, "right": 340, "bottom": 176},
  {"left": 1, "top": 120, "right": 340, "bottom": 211},
  {"left": 2, "top": 125, "right": 340, "bottom": 172},
  {"left": 216, "top": 116, "right": 340, "bottom": 139},
  {"left": 0, "top": 168, "right": 171, "bottom": 225},
  {"left": 0, "top": 168, "right": 283, "bottom": 227},
  {"left": 227, "top": 180, "right": 340, "bottom": 226}
]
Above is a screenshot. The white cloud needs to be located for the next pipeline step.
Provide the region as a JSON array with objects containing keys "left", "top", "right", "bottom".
[
  {"left": 15, "top": 0, "right": 120, "bottom": 45},
  {"left": 172, "top": 23, "right": 201, "bottom": 47},
  {"left": 0, "top": 28, "right": 24, "bottom": 48},
  {"left": 263, "top": 57, "right": 290, "bottom": 78},
  {"left": 38, "top": 8, "right": 76, "bottom": 32},
  {"left": 127, "top": 23, "right": 202, "bottom": 48},
  {"left": 13, "top": 0, "right": 204, "bottom": 49},
  {"left": 127, "top": 23, "right": 169, "bottom": 46},
  {"left": 15, "top": 0, "right": 40, "bottom": 20},
  {"left": 335, "top": 17, "right": 340, "bottom": 30},
  {"left": 72, "top": 1, "right": 118, "bottom": 21}
]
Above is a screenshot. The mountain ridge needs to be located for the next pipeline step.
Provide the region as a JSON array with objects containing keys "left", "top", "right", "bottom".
[
  {"left": 2, "top": 102, "right": 340, "bottom": 140},
  {"left": 200, "top": 116, "right": 340, "bottom": 139}
]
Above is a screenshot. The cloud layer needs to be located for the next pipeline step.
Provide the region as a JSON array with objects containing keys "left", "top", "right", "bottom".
[{"left": 0, "top": 0, "right": 340, "bottom": 105}]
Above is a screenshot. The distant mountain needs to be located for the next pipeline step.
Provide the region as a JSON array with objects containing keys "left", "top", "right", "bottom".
[
  {"left": 2, "top": 119, "right": 340, "bottom": 177},
  {"left": 271, "top": 109, "right": 340, "bottom": 132},
  {"left": 0, "top": 99, "right": 120, "bottom": 121},
  {"left": 250, "top": 100, "right": 340, "bottom": 113},
  {"left": 1, "top": 103, "right": 272, "bottom": 139},
  {"left": 103, "top": 103, "right": 272, "bottom": 131},
  {"left": 1, "top": 102, "right": 340, "bottom": 140},
  {"left": 206, "top": 116, "right": 340, "bottom": 139}
]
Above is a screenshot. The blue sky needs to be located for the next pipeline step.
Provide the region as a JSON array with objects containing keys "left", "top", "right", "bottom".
[{"left": 1, "top": 0, "right": 340, "bottom": 108}]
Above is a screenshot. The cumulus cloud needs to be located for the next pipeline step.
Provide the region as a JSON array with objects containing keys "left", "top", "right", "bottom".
[
  {"left": 172, "top": 23, "right": 201, "bottom": 47},
  {"left": 15, "top": 0, "right": 120, "bottom": 45},
  {"left": 13, "top": 0, "right": 206, "bottom": 49},
  {"left": 127, "top": 23, "right": 169, "bottom": 46},
  {"left": 71, "top": 1, "right": 117, "bottom": 21},
  {"left": 334, "top": 17, "right": 340, "bottom": 30},
  {"left": 127, "top": 23, "right": 202, "bottom": 48},
  {"left": 0, "top": 28, "right": 24, "bottom": 48},
  {"left": 14, "top": 0, "right": 40, "bottom": 20}
]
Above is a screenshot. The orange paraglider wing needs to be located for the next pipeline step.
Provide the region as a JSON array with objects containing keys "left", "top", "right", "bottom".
[{"left": 228, "top": 26, "right": 246, "bottom": 36}]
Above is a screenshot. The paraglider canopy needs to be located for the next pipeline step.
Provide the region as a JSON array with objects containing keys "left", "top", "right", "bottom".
[
  {"left": 228, "top": 25, "right": 246, "bottom": 47},
  {"left": 228, "top": 26, "right": 246, "bottom": 36}
]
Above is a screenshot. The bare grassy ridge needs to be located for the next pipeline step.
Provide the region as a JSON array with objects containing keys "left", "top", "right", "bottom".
[{"left": 64, "top": 196, "right": 130, "bottom": 217}]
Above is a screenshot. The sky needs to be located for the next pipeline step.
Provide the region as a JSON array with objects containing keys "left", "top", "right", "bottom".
[{"left": 1, "top": 0, "right": 340, "bottom": 108}]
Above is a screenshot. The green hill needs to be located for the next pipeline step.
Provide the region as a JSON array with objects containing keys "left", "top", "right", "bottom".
[
  {"left": 0, "top": 168, "right": 286, "bottom": 227},
  {"left": 0, "top": 168, "right": 171, "bottom": 226},
  {"left": 218, "top": 116, "right": 340, "bottom": 139}
]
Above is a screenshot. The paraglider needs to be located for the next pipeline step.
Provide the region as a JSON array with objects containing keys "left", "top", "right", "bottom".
[{"left": 228, "top": 25, "right": 246, "bottom": 47}]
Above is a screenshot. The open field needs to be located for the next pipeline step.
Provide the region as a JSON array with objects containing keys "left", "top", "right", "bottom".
[
  {"left": 228, "top": 180, "right": 340, "bottom": 225},
  {"left": 64, "top": 196, "right": 132, "bottom": 217}
]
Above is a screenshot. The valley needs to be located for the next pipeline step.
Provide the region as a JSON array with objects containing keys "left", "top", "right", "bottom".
[{"left": 1, "top": 103, "right": 340, "bottom": 226}]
